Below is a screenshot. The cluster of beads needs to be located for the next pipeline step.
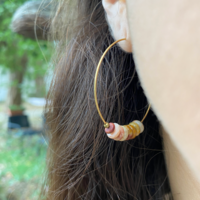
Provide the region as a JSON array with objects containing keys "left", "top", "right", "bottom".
[{"left": 105, "top": 120, "right": 144, "bottom": 141}]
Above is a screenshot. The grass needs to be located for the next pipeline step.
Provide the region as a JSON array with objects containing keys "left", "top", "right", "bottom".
[{"left": 0, "top": 127, "right": 47, "bottom": 200}]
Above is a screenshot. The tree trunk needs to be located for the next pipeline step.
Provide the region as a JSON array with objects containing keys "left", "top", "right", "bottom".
[{"left": 8, "top": 54, "right": 28, "bottom": 106}]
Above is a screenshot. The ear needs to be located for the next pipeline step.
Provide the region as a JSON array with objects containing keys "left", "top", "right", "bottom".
[{"left": 102, "top": 0, "right": 132, "bottom": 53}]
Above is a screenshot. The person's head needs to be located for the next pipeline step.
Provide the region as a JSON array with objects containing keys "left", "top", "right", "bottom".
[{"left": 42, "top": 0, "right": 172, "bottom": 199}]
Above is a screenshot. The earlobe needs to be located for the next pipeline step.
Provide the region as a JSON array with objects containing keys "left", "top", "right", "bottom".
[{"left": 102, "top": 0, "right": 132, "bottom": 53}]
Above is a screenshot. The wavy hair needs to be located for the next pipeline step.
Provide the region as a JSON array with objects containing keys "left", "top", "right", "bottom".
[{"left": 42, "top": 0, "right": 172, "bottom": 199}]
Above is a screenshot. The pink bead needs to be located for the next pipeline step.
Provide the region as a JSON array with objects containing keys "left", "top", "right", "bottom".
[
  {"left": 105, "top": 123, "right": 115, "bottom": 133},
  {"left": 107, "top": 123, "right": 121, "bottom": 139},
  {"left": 126, "top": 134, "right": 132, "bottom": 140}
]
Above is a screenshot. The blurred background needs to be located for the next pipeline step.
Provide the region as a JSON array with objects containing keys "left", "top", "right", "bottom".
[{"left": 0, "top": 0, "right": 52, "bottom": 199}]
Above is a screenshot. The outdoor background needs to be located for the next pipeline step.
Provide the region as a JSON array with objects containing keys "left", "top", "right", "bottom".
[{"left": 0, "top": 0, "right": 52, "bottom": 199}]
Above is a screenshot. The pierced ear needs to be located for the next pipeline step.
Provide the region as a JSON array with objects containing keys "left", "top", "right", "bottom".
[{"left": 102, "top": 0, "right": 132, "bottom": 53}]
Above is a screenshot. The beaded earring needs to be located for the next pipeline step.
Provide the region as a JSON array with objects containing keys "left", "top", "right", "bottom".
[{"left": 94, "top": 38, "right": 151, "bottom": 141}]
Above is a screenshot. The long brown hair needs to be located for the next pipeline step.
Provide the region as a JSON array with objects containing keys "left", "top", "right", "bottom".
[{"left": 42, "top": 0, "right": 172, "bottom": 199}]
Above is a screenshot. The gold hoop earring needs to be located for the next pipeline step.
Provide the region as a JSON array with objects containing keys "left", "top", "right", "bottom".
[{"left": 94, "top": 38, "right": 151, "bottom": 141}]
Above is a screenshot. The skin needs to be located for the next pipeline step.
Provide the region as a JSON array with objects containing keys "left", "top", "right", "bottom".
[
  {"left": 163, "top": 127, "right": 200, "bottom": 200},
  {"left": 102, "top": 0, "right": 132, "bottom": 52},
  {"left": 102, "top": 0, "right": 200, "bottom": 198}
]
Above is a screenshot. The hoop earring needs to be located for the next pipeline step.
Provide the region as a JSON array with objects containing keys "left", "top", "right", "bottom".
[{"left": 94, "top": 38, "right": 151, "bottom": 141}]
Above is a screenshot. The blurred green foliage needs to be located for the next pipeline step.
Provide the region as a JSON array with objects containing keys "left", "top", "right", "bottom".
[
  {"left": 0, "top": 0, "right": 51, "bottom": 97},
  {"left": 0, "top": 129, "right": 47, "bottom": 199},
  {"left": 8, "top": 104, "right": 25, "bottom": 111}
]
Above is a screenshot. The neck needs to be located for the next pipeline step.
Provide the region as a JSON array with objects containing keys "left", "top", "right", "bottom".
[{"left": 162, "top": 126, "right": 200, "bottom": 200}]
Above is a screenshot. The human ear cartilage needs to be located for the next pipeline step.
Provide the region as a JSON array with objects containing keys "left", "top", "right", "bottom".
[{"left": 94, "top": 38, "right": 150, "bottom": 141}]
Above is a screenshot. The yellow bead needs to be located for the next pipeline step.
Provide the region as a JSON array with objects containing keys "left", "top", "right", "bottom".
[
  {"left": 127, "top": 125, "right": 137, "bottom": 139},
  {"left": 129, "top": 122, "right": 140, "bottom": 136},
  {"left": 133, "top": 120, "right": 144, "bottom": 133}
]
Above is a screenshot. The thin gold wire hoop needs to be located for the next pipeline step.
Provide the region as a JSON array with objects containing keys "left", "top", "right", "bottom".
[{"left": 94, "top": 38, "right": 151, "bottom": 127}]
